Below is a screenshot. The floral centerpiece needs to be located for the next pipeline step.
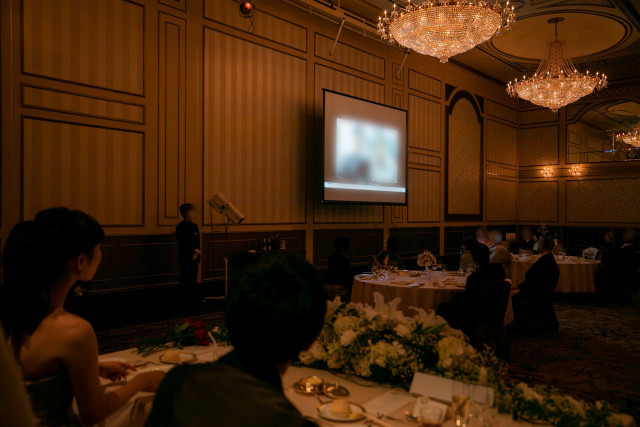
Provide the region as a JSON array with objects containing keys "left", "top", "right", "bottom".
[
  {"left": 417, "top": 250, "right": 437, "bottom": 269},
  {"left": 296, "top": 293, "right": 625, "bottom": 426},
  {"left": 297, "top": 293, "right": 503, "bottom": 388},
  {"left": 136, "top": 318, "right": 211, "bottom": 357}
]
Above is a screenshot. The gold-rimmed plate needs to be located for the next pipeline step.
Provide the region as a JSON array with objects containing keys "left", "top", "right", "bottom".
[{"left": 317, "top": 402, "right": 365, "bottom": 423}]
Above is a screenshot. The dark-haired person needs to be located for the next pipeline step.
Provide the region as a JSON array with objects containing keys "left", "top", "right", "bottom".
[
  {"left": 146, "top": 253, "right": 327, "bottom": 427},
  {"left": 517, "top": 226, "right": 536, "bottom": 252},
  {"left": 0, "top": 208, "right": 165, "bottom": 426},
  {"left": 176, "top": 203, "right": 201, "bottom": 304},
  {"left": 377, "top": 236, "right": 403, "bottom": 268},
  {"left": 327, "top": 236, "right": 353, "bottom": 299},
  {"left": 459, "top": 238, "right": 477, "bottom": 271},
  {"left": 596, "top": 228, "right": 639, "bottom": 302},
  {"left": 512, "top": 236, "right": 560, "bottom": 332}
]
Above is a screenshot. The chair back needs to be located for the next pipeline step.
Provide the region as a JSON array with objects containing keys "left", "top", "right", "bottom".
[{"left": 475, "top": 280, "right": 511, "bottom": 327}]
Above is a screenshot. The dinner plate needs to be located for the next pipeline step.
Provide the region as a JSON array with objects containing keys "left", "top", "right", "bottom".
[
  {"left": 293, "top": 376, "right": 325, "bottom": 395},
  {"left": 159, "top": 352, "right": 197, "bottom": 365},
  {"left": 317, "top": 402, "right": 365, "bottom": 422}
]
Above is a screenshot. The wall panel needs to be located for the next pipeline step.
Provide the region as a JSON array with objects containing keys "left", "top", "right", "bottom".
[
  {"left": 22, "top": 0, "right": 144, "bottom": 94},
  {"left": 203, "top": 29, "right": 307, "bottom": 225},
  {"left": 518, "top": 181, "right": 558, "bottom": 222},
  {"left": 486, "top": 119, "right": 517, "bottom": 165},
  {"left": 409, "top": 94, "right": 441, "bottom": 152},
  {"left": 408, "top": 69, "right": 440, "bottom": 98},
  {"left": 447, "top": 96, "right": 482, "bottom": 218},
  {"left": 158, "top": 14, "right": 186, "bottom": 224},
  {"left": 566, "top": 179, "right": 640, "bottom": 223},
  {"left": 314, "top": 33, "right": 384, "bottom": 79},
  {"left": 22, "top": 118, "right": 144, "bottom": 226},
  {"left": 486, "top": 100, "right": 517, "bottom": 123},
  {"left": 486, "top": 178, "right": 516, "bottom": 221},
  {"left": 22, "top": 86, "right": 144, "bottom": 123},
  {"left": 519, "top": 126, "right": 559, "bottom": 166},
  {"left": 204, "top": 0, "right": 306, "bottom": 52},
  {"left": 407, "top": 169, "right": 440, "bottom": 223}
]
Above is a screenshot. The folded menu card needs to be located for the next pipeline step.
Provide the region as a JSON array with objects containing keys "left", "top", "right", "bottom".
[{"left": 409, "top": 373, "right": 495, "bottom": 406}]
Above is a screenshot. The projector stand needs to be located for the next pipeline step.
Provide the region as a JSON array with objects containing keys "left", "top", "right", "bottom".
[{"left": 204, "top": 217, "right": 229, "bottom": 301}]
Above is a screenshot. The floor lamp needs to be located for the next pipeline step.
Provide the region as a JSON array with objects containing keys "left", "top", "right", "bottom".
[{"left": 205, "top": 193, "right": 245, "bottom": 300}]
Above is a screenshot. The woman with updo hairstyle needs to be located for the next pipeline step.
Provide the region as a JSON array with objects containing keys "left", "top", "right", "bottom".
[{"left": 0, "top": 208, "right": 165, "bottom": 426}]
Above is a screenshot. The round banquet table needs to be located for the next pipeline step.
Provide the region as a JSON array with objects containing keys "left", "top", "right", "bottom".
[
  {"left": 88, "top": 344, "right": 633, "bottom": 427},
  {"left": 351, "top": 272, "right": 514, "bottom": 324},
  {"left": 510, "top": 256, "right": 600, "bottom": 293}
]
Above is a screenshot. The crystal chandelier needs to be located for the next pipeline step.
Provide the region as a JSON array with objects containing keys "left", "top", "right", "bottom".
[
  {"left": 377, "top": 0, "right": 516, "bottom": 63},
  {"left": 507, "top": 17, "right": 607, "bottom": 112},
  {"left": 616, "top": 126, "right": 640, "bottom": 147}
]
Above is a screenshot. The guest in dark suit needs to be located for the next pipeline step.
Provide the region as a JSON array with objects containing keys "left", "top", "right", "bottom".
[
  {"left": 327, "top": 236, "right": 353, "bottom": 296},
  {"left": 517, "top": 226, "right": 536, "bottom": 252},
  {"left": 512, "top": 236, "right": 560, "bottom": 332},
  {"left": 438, "top": 242, "right": 504, "bottom": 330},
  {"left": 596, "top": 229, "right": 639, "bottom": 302},
  {"left": 147, "top": 254, "right": 326, "bottom": 427},
  {"left": 176, "top": 203, "right": 200, "bottom": 304}
]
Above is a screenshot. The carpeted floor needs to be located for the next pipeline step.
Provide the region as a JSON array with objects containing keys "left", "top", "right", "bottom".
[
  {"left": 507, "top": 294, "right": 640, "bottom": 423},
  {"left": 95, "top": 295, "right": 640, "bottom": 423}
]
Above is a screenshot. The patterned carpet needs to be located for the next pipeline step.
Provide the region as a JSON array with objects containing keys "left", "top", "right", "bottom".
[
  {"left": 507, "top": 294, "right": 640, "bottom": 423},
  {"left": 95, "top": 295, "right": 640, "bottom": 423}
]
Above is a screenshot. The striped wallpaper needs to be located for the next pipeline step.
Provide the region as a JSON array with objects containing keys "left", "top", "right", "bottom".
[
  {"left": 203, "top": 29, "right": 307, "bottom": 225},
  {"left": 314, "top": 34, "right": 385, "bottom": 79},
  {"left": 486, "top": 119, "right": 518, "bottom": 166},
  {"left": 407, "top": 169, "right": 440, "bottom": 222},
  {"left": 22, "top": 0, "right": 143, "bottom": 95},
  {"left": 22, "top": 118, "right": 143, "bottom": 225},
  {"left": 409, "top": 94, "right": 441, "bottom": 152},
  {"left": 486, "top": 178, "right": 517, "bottom": 221}
]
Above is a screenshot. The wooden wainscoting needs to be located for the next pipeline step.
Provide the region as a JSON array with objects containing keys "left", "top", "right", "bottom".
[
  {"left": 90, "top": 234, "right": 179, "bottom": 294},
  {"left": 389, "top": 227, "right": 439, "bottom": 259}
]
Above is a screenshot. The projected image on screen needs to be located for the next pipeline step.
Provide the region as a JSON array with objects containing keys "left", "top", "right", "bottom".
[{"left": 335, "top": 118, "right": 399, "bottom": 185}]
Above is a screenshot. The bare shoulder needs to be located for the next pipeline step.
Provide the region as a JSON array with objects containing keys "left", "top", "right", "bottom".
[{"left": 46, "top": 311, "right": 96, "bottom": 347}]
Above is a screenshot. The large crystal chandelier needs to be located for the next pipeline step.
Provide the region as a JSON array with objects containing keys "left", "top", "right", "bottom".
[
  {"left": 616, "top": 126, "right": 640, "bottom": 147},
  {"left": 507, "top": 18, "right": 607, "bottom": 112},
  {"left": 377, "top": 0, "right": 516, "bottom": 63}
]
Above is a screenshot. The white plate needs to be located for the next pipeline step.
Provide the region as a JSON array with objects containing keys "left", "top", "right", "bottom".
[
  {"left": 317, "top": 402, "right": 366, "bottom": 423},
  {"left": 159, "top": 352, "right": 197, "bottom": 365}
]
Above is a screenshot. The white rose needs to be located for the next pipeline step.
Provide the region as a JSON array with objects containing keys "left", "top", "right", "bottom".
[
  {"left": 298, "top": 351, "right": 315, "bottom": 365},
  {"left": 340, "top": 330, "right": 358, "bottom": 347},
  {"left": 308, "top": 340, "right": 323, "bottom": 359}
]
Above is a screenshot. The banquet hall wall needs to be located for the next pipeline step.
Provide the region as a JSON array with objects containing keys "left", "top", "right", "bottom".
[{"left": 1, "top": 0, "right": 639, "bottom": 294}]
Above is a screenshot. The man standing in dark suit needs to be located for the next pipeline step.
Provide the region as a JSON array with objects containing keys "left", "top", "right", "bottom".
[
  {"left": 512, "top": 236, "right": 560, "bottom": 332},
  {"left": 176, "top": 203, "right": 200, "bottom": 304},
  {"left": 146, "top": 254, "right": 326, "bottom": 427}
]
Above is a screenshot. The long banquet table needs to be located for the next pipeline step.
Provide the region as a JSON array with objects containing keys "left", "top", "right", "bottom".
[
  {"left": 510, "top": 256, "right": 600, "bottom": 293},
  {"left": 351, "top": 272, "right": 514, "bottom": 324},
  {"left": 92, "top": 345, "right": 560, "bottom": 427}
]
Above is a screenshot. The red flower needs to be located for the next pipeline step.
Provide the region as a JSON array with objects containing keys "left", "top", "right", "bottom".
[
  {"left": 183, "top": 318, "right": 191, "bottom": 324},
  {"left": 195, "top": 328, "right": 209, "bottom": 346},
  {"left": 194, "top": 320, "right": 206, "bottom": 331}
]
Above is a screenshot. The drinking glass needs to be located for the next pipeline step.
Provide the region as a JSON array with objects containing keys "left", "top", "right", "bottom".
[
  {"left": 452, "top": 382, "right": 470, "bottom": 427},
  {"left": 372, "top": 266, "right": 379, "bottom": 280},
  {"left": 470, "top": 385, "right": 490, "bottom": 427},
  {"left": 420, "top": 406, "right": 443, "bottom": 427}
]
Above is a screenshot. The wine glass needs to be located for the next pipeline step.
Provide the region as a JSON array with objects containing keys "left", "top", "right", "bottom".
[
  {"left": 470, "top": 385, "right": 490, "bottom": 427},
  {"left": 452, "top": 382, "right": 470, "bottom": 427}
]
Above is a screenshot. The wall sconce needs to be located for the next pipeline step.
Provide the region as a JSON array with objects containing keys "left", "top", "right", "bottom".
[
  {"left": 540, "top": 166, "right": 554, "bottom": 177},
  {"left": 569, "top": 165, "right": 583, "bottom": 176}
]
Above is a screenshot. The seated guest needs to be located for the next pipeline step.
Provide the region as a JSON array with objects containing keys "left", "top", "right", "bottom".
[
  {"left": 377, "top": 237, "right": 403, "bottom": 268},
  {"left": 459, "top": 238, "right": 477, "bottom": 270},
  {"left": 475, "top": 226, "right": 488, "bottom": 244},
  {"left": 438, "top": 242, "right": 505, "bottom": 330},
  {"left": 517, "top": 226, "right": 536, "bottom": 252},
  {"left": 327, "top": 236, "right": 353, "bottom": 299},
  {"left": 511, "top": 236, "right": 560, "bottom": 332},
  {"left": 0, "top": 327, "right": 35, "bottom": 427},
  {"left": 487, "top": 230, "right": 512, "bottom": 278},
  {"left": 596, "top": 229, "right": 639, "bottom": 301},
  {"left": 0, "top": 208, "right": 165, "bottom": 426},
  {"left": 146, "top": 254, "right": 327, "bottom": 427}
]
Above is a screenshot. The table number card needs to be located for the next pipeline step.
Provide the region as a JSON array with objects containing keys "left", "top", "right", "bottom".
[{"left": 409, "top": 372, "right": 453, "bottom": 402}]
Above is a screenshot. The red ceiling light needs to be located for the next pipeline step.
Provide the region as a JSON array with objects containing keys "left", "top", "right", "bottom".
[{"left": 239, "top": 1, "right": 255, "bottom": 17}]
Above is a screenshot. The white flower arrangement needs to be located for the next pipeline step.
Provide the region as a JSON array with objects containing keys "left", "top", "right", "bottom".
[
  {"left": 297, "top": 293, "right": 624, "bottom": 427},
  {"left": 417, "top": 250, "right": 437, "bottom": 268}
]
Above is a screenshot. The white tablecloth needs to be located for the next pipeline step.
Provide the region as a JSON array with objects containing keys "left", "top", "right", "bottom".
[
  {"left": 92, "top": 345, "right": 546, "bottom": 427},
  {"left": 510, "top": 257, "right": 600, "bottom": 293},
  {"left": 351, "top": 272, "right": 514, "bottom": 324}
]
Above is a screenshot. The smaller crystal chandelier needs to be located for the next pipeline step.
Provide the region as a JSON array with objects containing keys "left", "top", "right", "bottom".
[
  {"left": 616, "top": 126, "right": 640, "bottom": 148},
  {"left": 507, "top": 17, "right": 607, "bottom": 112},
  {"left": 541, "top": 166, "right": 553, "bottom": 177},
  {"left": 377, "top": 0, "right": 516, "bottom": 63},
  {"left": 569, "top": 165, "right": 583, "bottom": 176}
]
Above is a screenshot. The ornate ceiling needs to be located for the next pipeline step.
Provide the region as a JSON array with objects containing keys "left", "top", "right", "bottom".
[{"left": 326, "top": 0, "right": 640, "bottom": 85}]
